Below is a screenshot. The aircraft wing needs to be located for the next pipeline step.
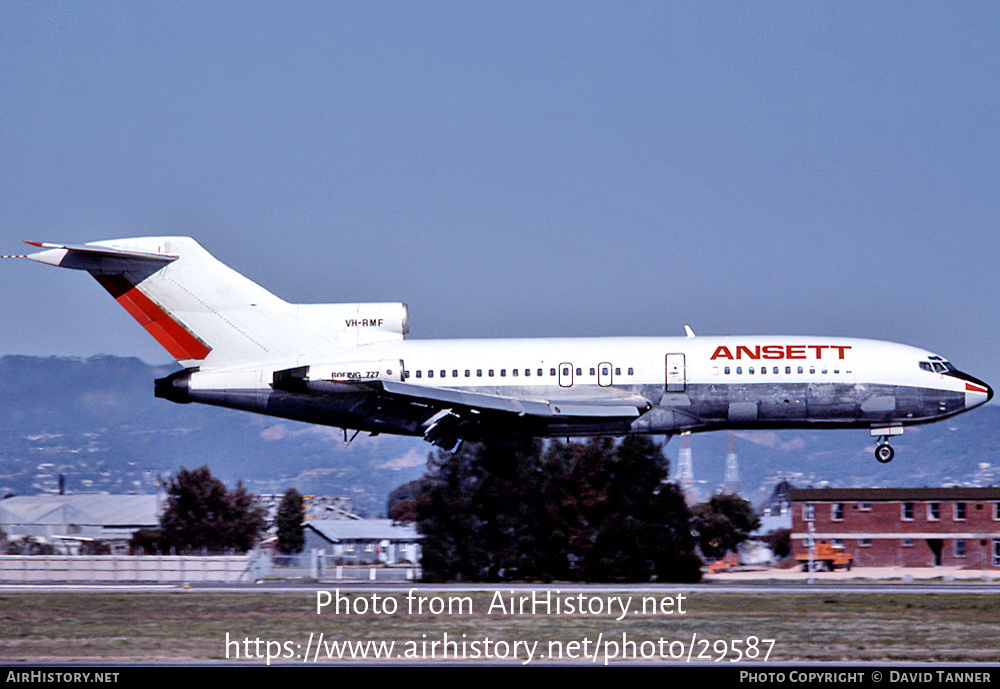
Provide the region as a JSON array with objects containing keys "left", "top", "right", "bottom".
[
  {"left": 377, "top": 379, "right": 648, "bottom": 419},
  {"left": 273, "top": 368, "right": 651, "bottom": 450}
]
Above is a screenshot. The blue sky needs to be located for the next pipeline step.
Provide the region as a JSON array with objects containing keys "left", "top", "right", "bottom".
[{"left": 2, "top": 2, "right": 998, "bottom": 386}]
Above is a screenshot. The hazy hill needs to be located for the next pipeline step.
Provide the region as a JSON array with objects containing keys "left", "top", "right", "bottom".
[
  {"left": 1, "top": 355, "right": 996, "bottom": 512},
  {"left": 0, "top": 355, "right": 429, "bottom": 515}
]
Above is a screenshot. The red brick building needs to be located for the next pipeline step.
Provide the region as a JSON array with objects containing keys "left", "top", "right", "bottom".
[{"left": 789, "top": 487, "right": 1000, "bottom": 569}]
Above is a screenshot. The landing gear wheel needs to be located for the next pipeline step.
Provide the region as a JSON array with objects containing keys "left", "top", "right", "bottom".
[{"left": 875, "top": 443, "right": 894, "bottom": 464}]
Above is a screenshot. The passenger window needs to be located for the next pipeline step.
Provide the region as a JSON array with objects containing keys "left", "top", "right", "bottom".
[
  {"left": 465, "top": 370, "right": 470, "bottom": 377},
  {"left": 810, "top": 367, "right": 815, "bottom": 374},
  {"left": 440, "top": 370, "right": 446, "bottom": 378},
  {"left": 452, "top": 370, "right": 458, "bottom": 377},
  {"left": 512, "top": 369, "right": 518, "bottom": 377},
  {"left": 477, "top": 369, "right": 483, "bottom": 377},
  {"left": 489, "top": 369, "right": 494, "bottom": 377},
  {"left": 416, "top": 371, "right": 422, "bottom": 378},
  {"left": 628, "top": 367, "right": 634, "bottom": 375},
  {"left": 773, "top": 367, "right": 779, "bottom": 374},
  {"left": 736, "top": 367, "right": 742, "bottom": 374},
  {"left": 797, "top": 366, "right": 803, "bottom": 374},
  {"left": 550, "top": 368, "right": 556, "bottom": 376},
  {"left": 589, "top": 368, "right": 596, "bottom": 376},
  {"left": 785, "top": 366, "right": 791, "bottom": 374},
  {"left": 538, "top": 369, "right": 543, "bottom": 376},
  {"left": 576, "top": 368, "right": 582, "bottom": 376},
  {"left": 760, "top": 367, "right": 766, "bottom": 375},
  {"left": 749, "top": 367, "right": 755, "bottom": 374},
  {"left": 500, "top": 369, "right": 506, "bottom": 377},
  {"left": 724, "top": 367, "right": 731, "bottom": 374},
  {"left": 615, "top": 367, "right": 620, "bottom": 375}
]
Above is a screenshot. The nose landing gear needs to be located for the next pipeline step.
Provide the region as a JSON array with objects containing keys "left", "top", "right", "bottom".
[
  {"left": 874, "top": 438, "right": 894, "bottom": 463},
  {"left": 871, "top": 426, "right": 902, "bottom": 464}
]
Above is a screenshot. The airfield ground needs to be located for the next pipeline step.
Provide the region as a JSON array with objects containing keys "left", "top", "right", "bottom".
[
  {"left": 705, "top": 566, "right": 1000, "bottom": 582},
  {"left": 0, "top": 579, "right": 997, "bottom": 664}
]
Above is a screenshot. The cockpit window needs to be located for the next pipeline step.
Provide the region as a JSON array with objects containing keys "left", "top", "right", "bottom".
[{"left": 921, "top": 360, "right": 956, "bottom": 373}]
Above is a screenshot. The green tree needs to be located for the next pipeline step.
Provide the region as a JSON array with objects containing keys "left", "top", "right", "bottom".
[
  {"left": 276, "top": 488, "right": 306, "bottom": 555},
  {"left": 388, "top": 478, "right": 430, "bottom": 523},
  {"left": 157, "top": 466, "right": 267, "bottom": 553},
  {"left": 691, "top": 493, "right": 761, "bottom": 560},
  {"left": 414, "top": 437, "right": 702, "bottom": 583},
  {"left": 760, "top": 527, "right": 791, "bottom": 559},
  {"left": 129, "top": 528, "right": 162, "bottom": 555},
  {"left": 389, "top": 498, "right": 419, "bottom": 523}
]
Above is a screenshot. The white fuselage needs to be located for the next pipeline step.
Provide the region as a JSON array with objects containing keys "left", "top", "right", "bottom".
[
  {"left": 176, "top": 334, "right": 991, "bottom": 441},
  {"left": 26, "top": 237, "right": 992, "bottom": 459}
]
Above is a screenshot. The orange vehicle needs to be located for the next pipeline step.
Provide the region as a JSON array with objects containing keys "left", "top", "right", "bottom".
[
  {"left": 707, "top": 552, "right": 740, "bottom": 573},
  {"left": 795, "top": 543, "right": 854, "bottom": 571}
]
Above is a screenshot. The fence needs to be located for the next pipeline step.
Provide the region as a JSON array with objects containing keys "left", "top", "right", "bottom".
[
  {"left": 0, "top": 552, "right": 419, "bottom": 583},
  {"left": 311, "top": 550, "right": 419, "bottom": 582},
  {"left": 0, "top": 554, "right": 255, "bottom": 583}
]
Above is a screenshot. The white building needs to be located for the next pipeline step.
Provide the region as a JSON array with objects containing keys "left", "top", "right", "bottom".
[
  {"left": 0, "top": 494, "right": 161, "bottom": 554},
  {"left": 304, "top": 519, "right": 421, "bottom": 565}
]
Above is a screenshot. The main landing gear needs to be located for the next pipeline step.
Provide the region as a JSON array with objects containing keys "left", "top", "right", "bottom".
[{"left": 874, "top": 438, "right": 895, "bottom": 464}]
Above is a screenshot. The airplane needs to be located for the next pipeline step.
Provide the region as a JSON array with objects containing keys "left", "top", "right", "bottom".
[{"left": 19, "top": 236, "right": 993, "bottom": 475}]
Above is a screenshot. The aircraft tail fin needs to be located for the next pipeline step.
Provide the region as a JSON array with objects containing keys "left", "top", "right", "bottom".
[
  {"left": 26, "top": 237, "right": 410, "bottom": 367},
  {"left": 26, "top": 237, "right": 313, "bottom": 367}
]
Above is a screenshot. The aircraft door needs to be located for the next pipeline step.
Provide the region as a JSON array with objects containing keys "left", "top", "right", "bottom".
[
  {"left": 598, "top": 362, "right": 613, "bottom": 387},
  {"left": 559, "top": 362, "right": 573, "bottom": 388},
  {"left": 666, "top": 353, "right": 686, "bottom": 392}
]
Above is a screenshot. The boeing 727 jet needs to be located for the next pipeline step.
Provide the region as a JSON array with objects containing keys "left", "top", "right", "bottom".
[{"left": 20, "top": 237, "right": 993, "bottom": 474}]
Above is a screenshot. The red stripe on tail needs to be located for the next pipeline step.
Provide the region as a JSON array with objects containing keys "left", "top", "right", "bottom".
[{"left": 94, "top": 275, "right": 211, "bottom": 360}]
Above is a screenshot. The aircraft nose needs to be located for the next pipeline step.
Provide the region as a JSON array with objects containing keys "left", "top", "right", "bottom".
[{"left": 962, "top": 374, "right": 993, "bottom": 408}]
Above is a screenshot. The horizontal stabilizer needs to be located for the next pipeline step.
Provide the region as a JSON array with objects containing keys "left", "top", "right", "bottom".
[{"left": 25, "top": 241, "right": 177, "bottom": 273}]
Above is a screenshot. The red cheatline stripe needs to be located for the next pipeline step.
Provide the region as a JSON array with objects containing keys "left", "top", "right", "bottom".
[
  {"left": 94, "top": 274, "right": 211, "bottom": 360},
  {"left": 966, "top": 382, "right": 988, "bottom": 394}
]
